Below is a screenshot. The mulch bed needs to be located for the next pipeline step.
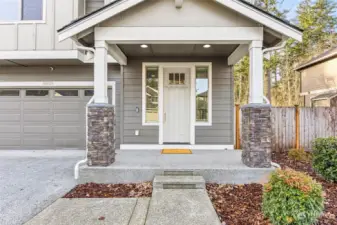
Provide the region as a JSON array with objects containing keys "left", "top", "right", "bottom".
[
  {"left": 206, "top": 152, "right": 337, "bottom": 225},
  {"left": 64, "top": 182, "right": 152, "bottom": 198}
]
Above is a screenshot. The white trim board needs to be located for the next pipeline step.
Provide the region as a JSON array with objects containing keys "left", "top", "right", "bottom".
[
  {"left": 96, "top": 27, "right": 263, "bottom": 44},
  {"left": 120, "top": 144, "right": 234, "bottom": 150},
  {"left": 0, "top": 50, "right": 83, "bottom": 60}
]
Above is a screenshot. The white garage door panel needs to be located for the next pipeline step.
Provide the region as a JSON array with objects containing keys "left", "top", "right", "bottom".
[
  {"left": 24, "top": 102, "right": 51, "bottom": 110},
  {"left": 24, "top": 125, "right": 52, "bottom": 133},
  {"left": 0, "top": 114, "right": 21, "bottom": 121},
  {"left": 24, "top": 113, "right": 51, "bottom": 122},
  {"left": 53, "top": 113, "right": 81, "bottom": 122},
  {"left": 53, "top": 102, "right": 82, "bottom": 110},
  {"left": 0, "top": 102, "right": 21, "bottom": 109},
  {"left": 53, "top": 126, "right": 81, "bottom": 134},
  {"left": 0, "top": 138, "right": 21, "bottom": 146},
  {"left": 23, "top": 137, "right": 53, "bottom": 146},
  {"left": 54, "top": 138, "right": 82, "bottom": 147},
  {"left": 0, "top": 125, "right": 21, "bottom": 133}
]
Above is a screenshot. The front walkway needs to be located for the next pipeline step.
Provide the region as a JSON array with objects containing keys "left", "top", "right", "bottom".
[
  {"left": 0, "top": 150, "right": 84, "bottom": 225},
  {"left": 25, "top": 188, "right": 221, "bottom": 225}
]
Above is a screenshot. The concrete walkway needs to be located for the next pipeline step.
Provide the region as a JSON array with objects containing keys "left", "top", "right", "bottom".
[
  {"left": 25, "top": 198, "right": 151, "bottom": 225},
  {"left": 0, "top": 150, "right": 84, "bottom": 225},
  {"left": 146, "top": 189, "right": 221, "bottom": 225},
  {"left": 25, "top": 192, "right": 221, "bottom": 225}
]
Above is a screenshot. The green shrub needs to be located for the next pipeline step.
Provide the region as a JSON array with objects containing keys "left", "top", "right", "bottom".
[
  {"left": 288, "top": 148, "right": 312, "bottom": 162},
  {"left": 262, "top": 169, "right": 324, "bottom": 225},
  {"left": 312, "top": 137, "right": 337, "bottom": 182}
]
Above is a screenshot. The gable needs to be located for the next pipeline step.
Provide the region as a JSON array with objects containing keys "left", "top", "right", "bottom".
[
  {"left": 58, "top": 0, "right": 302, "bottom": 42},
  {"left": 100, "top": 0, "right": 258, "bottom": 27}
]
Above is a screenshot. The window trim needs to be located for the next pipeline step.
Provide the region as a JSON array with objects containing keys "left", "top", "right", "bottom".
[{"left": 0, "top": 0, "right": 46, "bottom": 24}]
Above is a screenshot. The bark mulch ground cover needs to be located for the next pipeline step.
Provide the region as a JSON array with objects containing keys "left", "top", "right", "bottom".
[
  {"left": 206, "top": 152, "right": 336, "bottom": 225},
  {"left": 64, "top": 182, "right": 152, "bottom": 198}
]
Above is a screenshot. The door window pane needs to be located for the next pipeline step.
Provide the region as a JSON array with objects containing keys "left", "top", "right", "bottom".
[
  {"left": 169, "top": 73, "right": 174, "bottom": 84},
  {"left": 26, "top": 90, "right": 49, "bottom": 96},
  {"left": 145, "top": 67, "right": 159, "bottom": 123},
  {"left": 196, "top": 67, "right": 209, "bottom": 122},
  {"left": 0, "top": 0, "right": 20, "bottom": 21},
  {"left": 54, "top": 90, "right": 79, "bottom": 97},
  {"left": 0, "top": 89, "right": 20, "bottom": 96},
  {"left": 180, "top": 73, "right": 185, "bottom": 84},
  {"left": 22, "top": 0, "right": 43, "bottom": 20}
]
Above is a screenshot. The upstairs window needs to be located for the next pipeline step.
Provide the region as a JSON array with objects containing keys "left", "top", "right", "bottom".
[{"left": 0, "top": 0, "right": 44, "bottom": 22}]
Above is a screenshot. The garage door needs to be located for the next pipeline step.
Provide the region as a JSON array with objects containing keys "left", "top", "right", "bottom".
[{"left": 0, "top": 88, "right": 94, "bottom": 150}]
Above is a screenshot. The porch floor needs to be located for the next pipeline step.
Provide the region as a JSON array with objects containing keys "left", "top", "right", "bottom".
[{"left": 78, "top": 150, "right": 275, "bottom": 184}]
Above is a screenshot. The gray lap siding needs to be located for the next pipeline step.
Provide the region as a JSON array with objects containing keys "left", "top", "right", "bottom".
[{"left": 122, "top": 57, "right": 234, "bottom": 145}]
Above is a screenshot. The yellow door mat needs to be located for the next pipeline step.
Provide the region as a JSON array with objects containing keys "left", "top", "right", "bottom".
[{"left": 161, "top": 149, "right": 192, "bottom": 154}]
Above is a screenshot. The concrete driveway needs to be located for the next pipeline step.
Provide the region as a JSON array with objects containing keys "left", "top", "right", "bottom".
[{"left": 0, "top": 150, "right": 84, "bottom": 225}]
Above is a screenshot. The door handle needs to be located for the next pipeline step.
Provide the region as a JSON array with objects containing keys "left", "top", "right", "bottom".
[{"left": 164, "top": 112, "right": 166, "bottom": 123}]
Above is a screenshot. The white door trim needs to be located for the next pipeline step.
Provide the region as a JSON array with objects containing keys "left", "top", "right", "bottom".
[
  {"left": 0, "top": 81, "right": 116, "bottom": 105},
  {"left": 120, "top": 144, "right": 234, "bottom": 150},
  {"left": 142, "top": 62, "right": 212, "bottom": 145}
]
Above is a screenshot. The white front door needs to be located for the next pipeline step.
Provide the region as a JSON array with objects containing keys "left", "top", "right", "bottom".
[{"left": 163, "top": 67, "right": 190, "bottom": 143}]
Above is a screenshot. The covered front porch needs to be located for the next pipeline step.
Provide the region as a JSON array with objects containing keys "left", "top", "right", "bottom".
[{"left": 57, "top": 0, "right": 302, "bottom": 183}]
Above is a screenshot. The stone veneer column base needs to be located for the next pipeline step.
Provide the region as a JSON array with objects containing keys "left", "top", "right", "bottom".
[
  {"left": 241, "top": 103, "right": 272, "bottom": 168},
  {"left": 87, "top": 103, "right": 115, "bottom": 167}
]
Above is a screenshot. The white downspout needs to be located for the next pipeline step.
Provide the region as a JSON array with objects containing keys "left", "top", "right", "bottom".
[
  {"left": 74, "top": 44, "right": 96, "bottom": 180},
  {"left": 262, "top": 40, "right": 286, "bottom": 169},
  {"left": 74, "top": 96, "right": 94, "bottom": 179}
]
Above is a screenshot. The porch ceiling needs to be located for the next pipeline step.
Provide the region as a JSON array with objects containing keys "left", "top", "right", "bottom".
[{"left": 118, "top": 44, "right": 239, "bottom": 57}]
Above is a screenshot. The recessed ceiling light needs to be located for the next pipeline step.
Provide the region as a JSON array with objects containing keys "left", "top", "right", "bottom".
[
  {"left": 140, "top": 44, "right": 148, "bottom": 48},
  {"left": 203, "top": 44, "right": 211, "bottom": 48}
]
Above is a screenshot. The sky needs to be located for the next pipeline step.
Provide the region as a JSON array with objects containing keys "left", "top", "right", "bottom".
[{"left": 279, "top": 0, "right": 301, "bottom": 20}]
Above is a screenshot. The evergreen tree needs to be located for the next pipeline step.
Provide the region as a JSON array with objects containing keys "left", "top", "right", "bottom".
[{"left": 234, "top": 0, "right": 337, "bottom": 106}]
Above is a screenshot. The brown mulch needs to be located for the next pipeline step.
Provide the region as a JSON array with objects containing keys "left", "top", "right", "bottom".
[
  {"left": 206, "top": 183, "right": 269, "bottom": 225},
  {"left": 63, "top": 182, "right": 152, "bottom": 198},
  {"left": 206, "top": 152, "right": 337, "bottom": 225}
]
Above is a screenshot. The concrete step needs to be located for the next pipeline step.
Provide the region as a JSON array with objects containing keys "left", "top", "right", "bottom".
[
  {"left": 163, "top": 170, "right": 195, "bottom": 176},
  {"left": 153, "top": 175, "right": 205, "bottom": 190}
]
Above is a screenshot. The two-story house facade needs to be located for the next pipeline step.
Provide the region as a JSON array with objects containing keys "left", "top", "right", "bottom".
[{"left": 0, "top": 0, "right": 302, "bottom": 155}]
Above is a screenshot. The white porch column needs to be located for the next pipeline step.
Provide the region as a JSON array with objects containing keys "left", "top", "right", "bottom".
[
  {"left": 94, "top": 41, "right": 108, "bottom": 103},
  {"left": 249, "top": 40, "right": 264, "bottom": 104}
]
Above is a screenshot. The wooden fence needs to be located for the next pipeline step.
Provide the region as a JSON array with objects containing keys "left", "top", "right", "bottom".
[{"left": 235, "top": 106, "right": 337, "bottom": 152}]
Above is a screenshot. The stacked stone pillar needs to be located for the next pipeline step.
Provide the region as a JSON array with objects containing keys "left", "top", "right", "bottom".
[
  {"left": 87, "top": 103, "right": 115, "bottom": 166},
  {"left": 241, "top": 103, "right": 272, "bottom": 168}
]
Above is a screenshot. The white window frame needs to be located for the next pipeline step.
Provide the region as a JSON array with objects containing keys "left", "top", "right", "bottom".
[
  {"left": 142, "top": 62, "right": 212, "bottom": 144},
  {"left": 0, "top": 0, "right": 46, "bottom": 24}
]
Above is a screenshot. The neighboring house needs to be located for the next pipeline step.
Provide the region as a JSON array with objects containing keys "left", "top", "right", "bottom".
[
  {"left": 0, "top": 0, "right": 302, "bottom": 153},
  {"left": 296, "top": 47, "right": 337, "bottom": 107}
]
